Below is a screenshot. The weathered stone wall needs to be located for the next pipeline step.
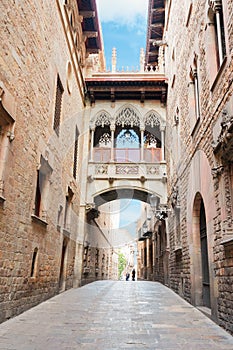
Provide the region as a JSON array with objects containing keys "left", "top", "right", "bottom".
[
  {"left": 81, "top": 201, "right": 119, "bottom": 285},
  {"left": 165, "top": 0, "right": 233, "bottom": 334},
  {"left": 0, "top": 0, "right": 85, "bottom": 322}
]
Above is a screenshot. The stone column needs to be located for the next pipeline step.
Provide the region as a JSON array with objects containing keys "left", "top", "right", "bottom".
[
  {"left": 160, "top": 126, "right": 165, "bottom": 162},
  {"left": 90, "top": 128, "right": 95, "bottom": 162},
  {"left": 110, "top": 126, "right": 115, "bottom": 162},
  {"left": 140, "top": 128, "right": 144, "bottom": 162},
  {"left": 111, "top": 48, "right": 117, "bottom": 73},
  {"left": 140, "top": 48, "right": 145, "bottom": 72}
]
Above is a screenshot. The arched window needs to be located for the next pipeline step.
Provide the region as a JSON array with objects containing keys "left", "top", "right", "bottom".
[
  {"left": 208, "top": 1, "right": 226, "bottom": 69},
  {"left": 116, "top": 129, "right": 139, "bottom": 148},
  {"left": 115, "top": 106, "right": 141, "bottom": 147},
  {"left": 94, "top": 112, "right": 111, "bottom": 147},
  {"left": 99, "top": 133, "right": 111, "bottom": 147},
  {"left": 145, "top": 112, "right": 161, "bottom": 148}
]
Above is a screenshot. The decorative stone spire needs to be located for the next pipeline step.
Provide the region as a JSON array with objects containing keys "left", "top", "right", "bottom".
[
  {"left": 111, "top": 47, "right": 117, "bottom": 73},
  {"left": 158, "top": 46, "right": 165, "bottom": 73},
  {"left": 140, "top": 48, "right": 145, "bottom": 72}
]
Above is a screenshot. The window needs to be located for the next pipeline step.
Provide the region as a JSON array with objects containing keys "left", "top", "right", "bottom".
[
  {"left": 57, "top": 205, "right": 63, "bottom": 230},
  {"left": 30, "top": 247, "right": 38, "bottom": 277},
  {"left": 95, "top": 249, "right": 99, "bottom": 270},
  {"left": 34, "top": 156, "right": 52, "bottom": 221},
  {"left": 73, "top": 127, "right": 79, "bottom": 179},
  {"left": 207, "top": 0, "right": 226, "bottom": 73},
  {"left": 212, "top": 1, "right": 226, "bottom": 68},
  {"left": 53, "top": 75, "right": 64, "bottom": 136},
  {"left": 189, "top": 56, "right": 201, "bottom": 131},
  {"left": 0, "top": 89, "right": 15, "bottom": 202},
  {"left": 64, "top": 186, "right": 74, "bottom": 231}
]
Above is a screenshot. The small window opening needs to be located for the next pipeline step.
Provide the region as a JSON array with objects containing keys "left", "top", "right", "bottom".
[
  {"left": 30, "top": 247, "right": 38, "bottom": 277},
  {"left": 73, "top": 127, "right": 79, "bottom": 179},
  {"left": 53, "top": 75, "right": 64, "bottom": 136}
]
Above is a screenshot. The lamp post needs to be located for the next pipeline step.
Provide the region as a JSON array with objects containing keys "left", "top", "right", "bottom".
[
  {"left": 149, "top": 194, "right": 159, "bottom": 212},
  {"left": 149, "top": 194, "right": 171, "bottom": 220}
]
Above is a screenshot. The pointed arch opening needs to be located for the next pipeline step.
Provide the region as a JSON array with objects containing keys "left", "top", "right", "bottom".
[{"left": 192, "top": 193, "right": 211, "bottom": 308}]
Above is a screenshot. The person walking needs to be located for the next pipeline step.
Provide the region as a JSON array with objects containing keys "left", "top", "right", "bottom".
[{"left": 132, "top": 268, "right": 136, "bottom": 281}]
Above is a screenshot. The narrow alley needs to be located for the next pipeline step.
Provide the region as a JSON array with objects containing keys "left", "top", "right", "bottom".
[{"left": 0, "top": 281, "right": 232, "bottom": 350}]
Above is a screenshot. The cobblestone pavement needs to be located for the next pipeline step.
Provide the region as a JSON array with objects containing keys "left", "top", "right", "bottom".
[{"left": 0, "top": 281, "right": 233, "bottom": 350}]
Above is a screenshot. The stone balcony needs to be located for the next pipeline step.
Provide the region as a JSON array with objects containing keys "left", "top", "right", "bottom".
[
  {"left": 92, "top": 147, "right": 162, "bottom": 163},
  {"left": 88, "top": 147, "right": 167, "bottom": 183}
]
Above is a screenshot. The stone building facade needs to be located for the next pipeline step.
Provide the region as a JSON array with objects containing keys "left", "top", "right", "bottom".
[
  {"left": 164, "top": 0, "right": 233, "bottom": 334},
  {"left": 1, "top": 0, "right": 233, "bottom": 337},
  {"left": 136, "top": 0, "right": 233, "bottom": 335},
  {"left": 0, "top": 0, "right": 104, "bottom": 323}
]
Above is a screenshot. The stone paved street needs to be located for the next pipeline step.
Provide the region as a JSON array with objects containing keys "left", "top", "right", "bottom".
[{"left": 0, "top": 281, "right": 232, "bottom": 350}]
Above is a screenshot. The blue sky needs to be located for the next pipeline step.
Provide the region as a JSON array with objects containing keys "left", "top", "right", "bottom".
[
  {"left": 118, "top": 199, "right": 142, "bottom": 231},
  {"left": 95, "top": 1, "right": 148, "bottom": 236},
  {"left": 96, "top": 0, "right": 148, "bottom": 69}
]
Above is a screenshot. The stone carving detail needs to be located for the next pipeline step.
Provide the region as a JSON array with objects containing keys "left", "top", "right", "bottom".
[
  {"left": 223, "top": 170, "right": 233, "bottom": 227},
  {"left": 213, "top": 109, "right": 233, "bottom": 159},
  {"left": 99, "top": 133, "right": 111, "bottom": 146},
  {"left": 145, "top": 112, "right": 160, "bottom": 127},
  {"left": 116, "top": 165, "right": 139, "bottom": 174},
  {"left": 170, "top": 186, "right": 180, "bottom": 208},
  {"left": 116, "top": 107, "right": 140, "bottom": 127},
  {"left": 211, "top": 165, "right": 224, "bottom": 190},
  {"left": 217, "top": 110, "right": 232, "bottom": 142},
  {"left": 208, "top": 0, "right": 222, "bottom": 12},
  {"left": 146, "top": 166, "right": 159, "bottom": 175},
  {"left": 95, "top": 112, "right": 111, "bottom": 127},
  {"left": 0, "top": 179, "right": 4, "bottom": 197},
  {"left": 95, "top": 164, "right": 108, "bottom": 174},
  {"left": 211, "top": 165, "right": 224, "bottom": 179}
]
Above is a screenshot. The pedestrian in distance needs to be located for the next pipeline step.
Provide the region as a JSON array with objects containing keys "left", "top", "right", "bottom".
[
  {"left": 132, "top": 268, "right": 135, "bottom": 281},
  {"left": 126, "top": 272, "right": 130, "bottom": 281}
]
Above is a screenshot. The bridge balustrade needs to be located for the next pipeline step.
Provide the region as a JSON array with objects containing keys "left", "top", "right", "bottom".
[{"left": 92, "top": 148, "right": 162, "bottom": 163}]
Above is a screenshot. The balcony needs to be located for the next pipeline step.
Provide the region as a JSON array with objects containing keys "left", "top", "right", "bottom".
[
  {"left": 88, "top": 147, "right": 167, "bottom": 183},
  {"left": 92, "top": 147, "right": 162, "bottom": 163}
]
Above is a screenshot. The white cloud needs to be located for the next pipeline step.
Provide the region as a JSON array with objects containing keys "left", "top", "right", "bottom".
[{"left": 96, "top": 0, "right": 148, "bottom": 27}]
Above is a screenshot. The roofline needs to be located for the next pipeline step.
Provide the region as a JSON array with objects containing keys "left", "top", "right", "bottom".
[
  {"left": 85, "top": 76, "right": 167, "bottom": 83},
  {"left": 90, "top": 0, "right": 102, "bottom": 51}
]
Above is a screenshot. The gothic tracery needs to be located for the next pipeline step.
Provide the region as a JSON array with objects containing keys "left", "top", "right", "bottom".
[{"left": 115, "top": 107, "right": 140, "bottom": 127}]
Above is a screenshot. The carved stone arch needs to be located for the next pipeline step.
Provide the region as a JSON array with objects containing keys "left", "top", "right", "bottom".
[
  {"left": 114, "top": 105, "right": 141, "bottom": 127},
  {"left": 91, "top": 111, "right": 112, "bottom": 148},
  {"left": 144, "top": 110, "right": 161, "bottom": 127},
  {"left": 90, "top": 110, "right": 112, "bottom": 129},
  {"left": 93, "top": 186, "right": 154, "bottom": 207}
]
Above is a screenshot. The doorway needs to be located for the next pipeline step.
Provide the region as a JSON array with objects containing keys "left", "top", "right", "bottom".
[
  {"left": 59, "top": 238, "right": 68, "bottom": 292},
  {"left": 200, "top": 199, "right": 210, "bottom": 307}
]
